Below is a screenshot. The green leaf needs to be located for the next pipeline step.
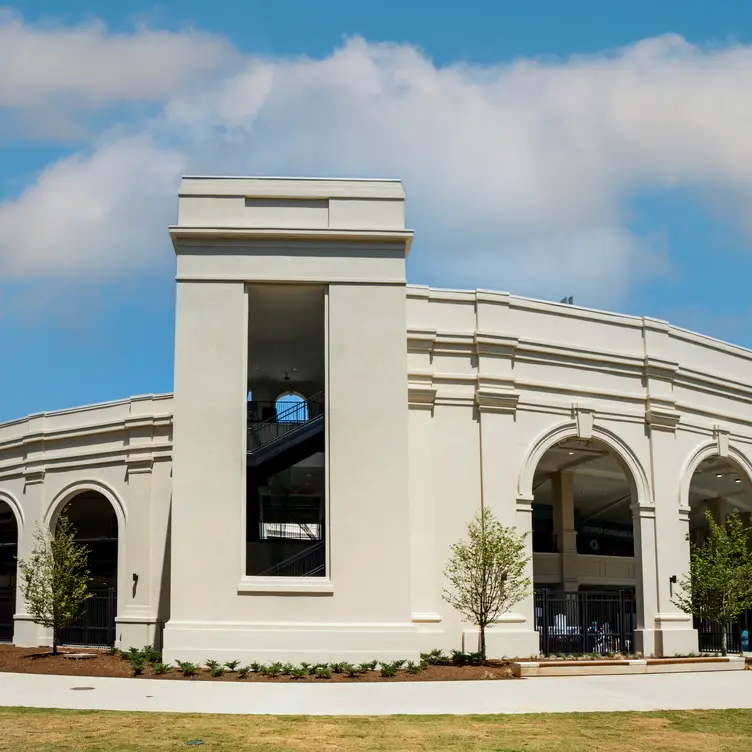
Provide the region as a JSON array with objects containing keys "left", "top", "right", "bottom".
[
  {"left": 441, "top": 507, "right": 531, "bottom": 662},
  {"left": 16, "top": 513, "right": 92, "bottom": 653},
  {"left": 673, "top": 509, "right": 752, "bottom": 655}
]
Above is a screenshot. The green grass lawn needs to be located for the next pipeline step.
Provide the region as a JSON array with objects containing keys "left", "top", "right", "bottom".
[{"left": 0, "top": 708, "right": 751, "bottom": 751}]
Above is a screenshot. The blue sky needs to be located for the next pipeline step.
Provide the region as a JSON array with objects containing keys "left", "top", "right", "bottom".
[{"left": 2, "top": 1, "right": 752, "bottom": 421}]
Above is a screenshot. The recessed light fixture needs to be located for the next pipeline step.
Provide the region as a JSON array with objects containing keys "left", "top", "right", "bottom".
[
  {"left": 716, "top": 473, "right": 724, "bottom": 478},
  {"left": 735, "top": 478, "right": 742, "bottom": 484},
  {"left": 568, "top": 451, "right": 575, "bottom": 456}
]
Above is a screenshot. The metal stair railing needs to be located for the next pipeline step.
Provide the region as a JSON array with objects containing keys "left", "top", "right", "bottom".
[
  {"left": 247, "top": 392, "right": 324, "bottom": 454},
  {"left": 259, "top": 540, "right": 325, "bottom": 577}
]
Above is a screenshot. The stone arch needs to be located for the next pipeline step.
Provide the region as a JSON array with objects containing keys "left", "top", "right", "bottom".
[
  {"left": 679, "top": 440, "right": 752, "bottom": 508},
  {"left": 0, "top": 490, "right": 21, "bottom": 642},
  {"left": 518, "top": 420, "right": 651, "bottom": 504},
  {"left": 45, "top": 479, "right": 124, "bottom": 647},
  {"left": 44, "top": 479, "right": 127, "bottom": 532},
  {"left": 0, "top": 490, "right": 24, "bottom": 532}
]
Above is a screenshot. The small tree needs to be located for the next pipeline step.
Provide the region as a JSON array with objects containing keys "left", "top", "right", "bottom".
[
  {"left": 442, "top": 507, "right": 531, "bottom": 663},
  {"left": 17, "top": 514, "right": 91, "bottom": 655},
  {"left": 673, "top": 509, "right": 752, "bottom": 656}
]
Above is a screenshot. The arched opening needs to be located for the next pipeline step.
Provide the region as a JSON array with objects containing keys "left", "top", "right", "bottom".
[
  {"left": 57, "top": 491, "right": 118, "bottom": 648},
  {"left": 531, "top": 437, "right": 637, "bottom": 655},
  {"left": 0, "top": 500, "right": 18, "bottom": 642},
  {"left": 275, "top": 391, "right": 308, "bottom": 423},
  {"left": 688, "top": 455, "right": 752, "bottom": 652}
]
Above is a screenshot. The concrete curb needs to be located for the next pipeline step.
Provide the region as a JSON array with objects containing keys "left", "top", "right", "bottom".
[{"left": 0, "top": 670, "right": 750, "bottom": 716}]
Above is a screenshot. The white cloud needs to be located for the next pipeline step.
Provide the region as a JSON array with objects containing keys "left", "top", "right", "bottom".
[
  {"left": 3, "top": 29, "right": 752, "bottom": 305},
  {"left": 0, "top": 9, "right": 236, "bottom": 109},
  {"left": 0, "top": 135, "right": 182, "bottom": 278}
]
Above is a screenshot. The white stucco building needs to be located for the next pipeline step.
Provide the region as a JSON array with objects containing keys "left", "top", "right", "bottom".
[{"left": 1, "top": 176, "right": 751, "bottom": 661}]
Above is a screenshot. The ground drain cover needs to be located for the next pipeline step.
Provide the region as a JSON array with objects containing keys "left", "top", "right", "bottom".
[
  {"left": 70, "top": 686, "right": 95, "bottom": 691},
  {"left": 186, "top": 741, "right": 205, "bottom": 747}
]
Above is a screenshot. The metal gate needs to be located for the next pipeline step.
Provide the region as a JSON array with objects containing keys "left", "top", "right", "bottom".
[
  {"left": 696, "top": 609, "right": 752, "bottom": 653},
  {"left": 534, "top": 589, "right": 636, "bottom": 655},
  {"left": 59, "top": 587, "right": 116, "bottom": 648},
  {"left": 0, "top": 587, "right": 14, "bottom": 642}
]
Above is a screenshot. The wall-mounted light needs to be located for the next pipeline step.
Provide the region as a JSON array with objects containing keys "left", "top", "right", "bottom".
[{"left": 669, "top": 574, "right": 677, "bottom": 597}]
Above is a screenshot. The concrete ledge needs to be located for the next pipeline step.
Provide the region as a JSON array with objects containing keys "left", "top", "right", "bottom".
[{"left": 513, "top": 656, "right": 746, "bottom": 677}]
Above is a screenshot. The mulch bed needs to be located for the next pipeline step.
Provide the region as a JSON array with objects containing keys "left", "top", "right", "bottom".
[{"left": 0, "top": 645, "right": 516, "bottom": 682}]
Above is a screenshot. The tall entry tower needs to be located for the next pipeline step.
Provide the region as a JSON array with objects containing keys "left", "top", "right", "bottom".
[{"left": 165, "top": 177, "right": 416, "bottom": 662}]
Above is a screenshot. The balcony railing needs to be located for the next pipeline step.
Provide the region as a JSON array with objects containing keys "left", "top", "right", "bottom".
[{"left": 247, "top": 392, "right": 324, "bottom": 454}]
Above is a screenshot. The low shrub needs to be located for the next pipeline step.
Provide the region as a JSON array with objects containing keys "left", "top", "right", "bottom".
[
  {"left": 210, "top": 665, "right": 225, "bottom": 678},
  {"left": 237, "top": 665, "right": 252, "bottom": 680},
  {"left": 264, "top": 663, "right": 282, "bottom": 678},
  {"left": 205, "top": 659, "right": 220, "bottom": 671},
  {"left": 289, "top": 667, "right": 307, "bottom": 680},
  {"left": 421, "top": 649, "right": 449, "bottom": 666},
  {"left": 178, "top": 661, "right": 199, "bottom": 678},
  {"left": 224, "top": 660, "right": 240, "bottom": 672},
  {"left": 358, "top": 661, "right": 377, "bottom": 673},
  {"left": 314, "top": 666, "right": 333, "bottom": 679},
  {"left": 105, "top": 646, "right": 118, "bottom": 657},
  {"left": 379, "top": 661, "right": 399, "bottom": 678},
  {"left": 152, "top": 662, "right": 171, "bottom": 675},
  {"left": 342, "top": 663, "right": 359, "bottom": 678},
  {"left": 450, "top": 650, "right": 470, "bottom": 666},
  {"left": 124, "top": 646, "right": 142, "bottom": 662},
  {"left": 129, "top": 657, "right": 146, "bottom": 676},
  {"left": 466, "top": 651, "right": 483, "bottom": 665},
  {"left": 281, "top": 663, "right": 295, "bottom": 675},
  {"left": 405, "top": 661, "right": 421, "bottom": 675},
  {"left": 142, "top": 645, "right": 161, "bottom": 664}
]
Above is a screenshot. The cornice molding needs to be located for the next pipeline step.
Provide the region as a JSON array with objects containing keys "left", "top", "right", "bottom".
[
  {"left": 475, "top": 380, "right": 520, "bottom": 414},
  {"left": 474, "top": 332, "right": 518, "bottom": 357},
  {"left": 631, "top": 501, "right": 657, "bottom": 520},
  {"left": 407, "top": 372, "right": 437, "bottom": 408},
  {"left": 23, "top": 467, "right": 45, "bottom": 487},
  {"left": 644, "top": 356, "right": 679, "bottom": 382},
  {"left": 406, "top": 328, "right": 437, "bottom": 353},
  {"left": 126, "top": 456, "right": 154, "bottom": 476},
  {"left": 646, "top": 399, "right": 681, "bottom": 432}
]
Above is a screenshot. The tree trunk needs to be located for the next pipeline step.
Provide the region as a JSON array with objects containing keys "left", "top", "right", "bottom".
[
  {"left": 52, "top": 628, "right": 58, "bottom": 656},
  {"left": 721, "top": 624, "right": 728, "bottom": 657},
  {"left": 479, "top": 624, "right": 487, "bottom": 665}
]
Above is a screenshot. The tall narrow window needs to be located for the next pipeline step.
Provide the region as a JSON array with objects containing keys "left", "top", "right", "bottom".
[{"left": 245, "top": 285, "right": 326, "bottom": 576}]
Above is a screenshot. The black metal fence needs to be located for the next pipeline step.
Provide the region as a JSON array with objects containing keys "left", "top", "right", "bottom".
[
  {"left": 696, "top": 609, "right": 752, "bottom": 653},
  {"left": 59, "top": 587, "right": 116, "bottom": 648},
  {"left": 0, "top": 587, "right": 14, "bottom": 642},
  {"left": 534, "top": 589, "right": 636, "bottom": 655}
]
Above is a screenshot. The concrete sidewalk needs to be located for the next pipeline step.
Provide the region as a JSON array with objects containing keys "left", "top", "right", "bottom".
[{"left": 0, "top": 670, "right": 750, "bottom": 715}]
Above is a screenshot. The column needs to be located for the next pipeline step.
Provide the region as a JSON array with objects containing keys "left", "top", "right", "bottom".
[
  {"left": 116, "top": 451, "right": 156, "bottom": 649},
  {"left": 407, "top": 378, "right": 440, "bottom": 627},
  {"left": 476, "top": 382, "right": 540, "bottom": 659},
  {"left": 552, "top": 471, "right": 579, "bottom": 592},
  {"left": 163, "top": 280, "right": 249, "bottom": 660},
  {"left": 632, "top": 501, "right": 659, "bottom": 655},
  {"left": 14, "top": 413, "right": 47, "bottom": 647},
  {"left": 643, "top": 321, "right": 698, "bottom": 656}
]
